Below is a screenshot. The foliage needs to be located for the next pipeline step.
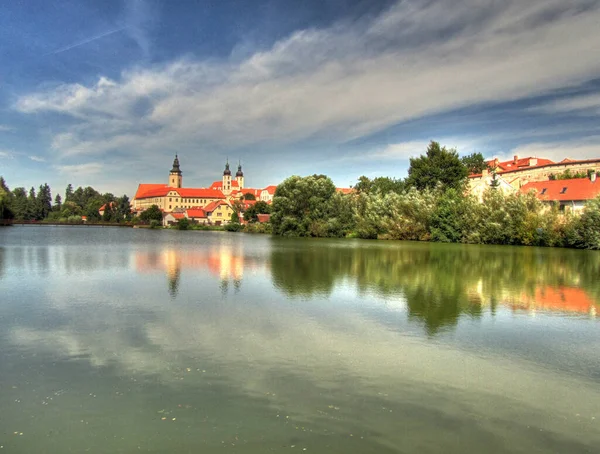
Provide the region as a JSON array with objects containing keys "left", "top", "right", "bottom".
[
  {"left": 271, "top": 175, "right": 353, "bottom": 237},
  {"left": 460, "top": 152, "right": 488, "bottom": 175},
  {"left": 406, "top": 141, "right": 468, "bottom": 191},
  {"left": 149, "top": 219, "right": 161, "bottom": 229},
  {"left": 243, "top": 193, "right": 256, "bottom": 200},
  {"left": 230, "top": 211, "right": 240, "bottom": 224},
  {"left": 224, "top": 222, "right": 243, "bottom": 232},
  {"left": 566, "top": 196, "right": 600, "bottom": 249},
  {"left": 176, "top": 217, "right": 190, "bottom": 230},
  {"left": 0, "top": 177, "right": 14, "bottom": 219},
  {"left": 549, "top": 169, "right": 591, "bottom": 180},
  {"left": 140, "top": 205, "right": 163, "bottom": 223},
  {"left": 244, "top": 222, "right": 272, "bottom": 234},
  {"left": 354, "top": 176, "right": 405, "bottom": 195},
  {"left": 243, "top": 200, "right": 272, "bottom": 223}
]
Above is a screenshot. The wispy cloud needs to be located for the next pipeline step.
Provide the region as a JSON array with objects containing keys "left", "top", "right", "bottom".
[
  {"left": 14, "top": 0, "right": 600, "bottom": 166},
  {"left": 529, "top": 93, "right": 600, "bottom": 115},
  {"left": 55, "top": 162, "right": 103, "bottom": 176},
  {"left": 0, "top": 149, "right": 15, "bottom": 158},
  {"left": 44, "top": 27, "right": 127, "bottom": 56},
  {"left": 0, "top": 124, "right": 15, "bottom": 132},
  {"left": 29, "top": 155, "right": 46, "bottom": 162}
]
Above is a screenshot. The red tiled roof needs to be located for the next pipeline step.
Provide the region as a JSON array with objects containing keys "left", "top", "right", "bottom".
[
  {"left": 210, "top": 180, "right": 240, "bottom": 189},
  {"left": 262, "top": 185, "right": 277, "bottom": 194},
  {"left": 489, "top": 156, "right": 555, "bottom": 173},
  {"left": 203, "top": 200, "right": 226, "bottom": 212},
  {"left": 257, "top": 214, "right": 271, "bottom": 223},
  {"left": 176, "top": 188, "right": 225, "bottom": 198},
  {"left": 134, "top": 184, "right": 169, "bottom": 199},
  {"left": 186, "top": 208, "right": 206, "bottom": 218},
  {"left": 336, "top": 188, "right": 353, "bottom": 195},
  {"left": 520, "top": 178, "right": 600, "bottom": 201},
  {"left": 167, "top": 212, "right": 186, "bottom": 220},
  {"left": 134, "top": 185, "right": 225, "bottom": 200}
]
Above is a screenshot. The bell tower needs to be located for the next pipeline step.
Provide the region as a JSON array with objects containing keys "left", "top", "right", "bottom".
[
  {"left": 235, "top": 161, "right": 244, "bottom": 189},
  {"left": 169, "top": 154, "right": 183, "bottom": 188},
  {"left": 222, "top": 159, "right": 232, "bottom": 194}
]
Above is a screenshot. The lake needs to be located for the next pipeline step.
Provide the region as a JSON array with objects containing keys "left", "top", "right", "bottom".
[{"left": 0, "top": 226, "right": 599, "bottom": 453}]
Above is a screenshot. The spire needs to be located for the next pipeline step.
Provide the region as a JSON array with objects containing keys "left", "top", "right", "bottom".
[
  {"left": 170, "top": 154, "right": 182, "bottom": 175},
  {"left": 236, "top": 160, "right": 244, "bottom": 177},
  {"left": 223, "top": 159, "right": 231, "bottom": 176}
]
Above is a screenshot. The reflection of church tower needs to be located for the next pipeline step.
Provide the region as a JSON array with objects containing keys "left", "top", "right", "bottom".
[
  {"left": 236, "top": 162, "right": 244, "bottom": 189},
  {"left": 164, "top": 250, "right": 181, "bottom": 298},
  {"left": 222, "top": 160, "right": 232, "bottom": 194},
  {"left": 169, "top": 155, "right": 183, "bottom": 188}
]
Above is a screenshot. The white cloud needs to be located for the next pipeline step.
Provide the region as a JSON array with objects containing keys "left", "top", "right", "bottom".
[
  {"left": 55, "top": 162, "right": 104, "bottom": 176},
  {"left": 509, "top": 138, "right": 600, "bottom": 162},
  {"left": 13, "top": 0, "right": 600, "bottom": 167},
  {"left": 29, "top": 155, "right": 46, "bottom": 162},
  {"left": 0, "top": 149, "right": 15, "bottom": 158},
  {"left": 0, "top": 124, "right": 15, "bottom": 132}
]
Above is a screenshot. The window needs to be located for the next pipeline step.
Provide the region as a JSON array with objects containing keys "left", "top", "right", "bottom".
[
  {"left": 217, "top": 212, "right": 222, "bottom": 217},
  {"left": 169, "top": 205, "right": 172, "bottom": 209},
  {"left": 169, "top": 198, "right": 172, "bottom": 202},
  {"left": 560, "top": 187, "right": 567, "bottom": 194}
]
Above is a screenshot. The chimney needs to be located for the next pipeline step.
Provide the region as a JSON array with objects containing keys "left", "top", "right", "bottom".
[
  {"left": 513, "top": 155, "right": 518, "bottom": 164},
  {"left": 591, "top": 171, "right": 597, "bottom": 183},
  {"left": 529, "top": 157, "right": 537, "bottom": 166}
]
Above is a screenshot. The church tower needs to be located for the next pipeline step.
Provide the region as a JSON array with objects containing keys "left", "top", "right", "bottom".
[
  {"left": 222, "top": 160, "right": 232, "bottom": 194},
  {"left": 169, "top": 154, "right": 183, "bottom": 188},
  {"left": 236, "top": 161, "right": 244, "bottom": 189}
]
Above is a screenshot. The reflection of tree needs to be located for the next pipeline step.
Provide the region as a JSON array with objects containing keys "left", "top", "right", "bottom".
[
  {"left": 168, "top": 266, "right": 181, "bottom": 298},
  {"left": 271, "top": 240, "right": 600, "bottom": 335}
]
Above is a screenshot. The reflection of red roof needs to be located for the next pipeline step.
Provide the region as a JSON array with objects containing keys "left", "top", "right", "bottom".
[
  {"left": 520, "top": 178, "right": 600, "bottom": 201},
  {"left": 186, "top": 208, "right": 206, "bottom": 218},
  {"left": 514, "top": 286, "right": 598, "bottom": 314}
]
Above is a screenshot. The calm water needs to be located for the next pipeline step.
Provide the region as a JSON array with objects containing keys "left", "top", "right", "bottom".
[{"left": 1, "top": 226, "right": 599, "bottom": 453}]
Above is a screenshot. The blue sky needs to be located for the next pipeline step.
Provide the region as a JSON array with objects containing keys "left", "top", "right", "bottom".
[{"left": 1, "top": 0, "right": 600, "bottom": 197}]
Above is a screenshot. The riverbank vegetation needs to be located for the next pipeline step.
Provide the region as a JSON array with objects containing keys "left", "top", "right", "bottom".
[
  {"left": 0, "top": 178, "right": 132, "bottom": 224},
  {"left": 269, "top": 142, "right": 600, "bottom": 249}
]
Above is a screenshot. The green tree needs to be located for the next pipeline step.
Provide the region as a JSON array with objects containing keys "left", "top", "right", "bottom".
[
  {"left": 102, "top": 202, "right": 114, "bottom": 222},
  {"left": 354, "top": 176, "right": 404, "bottom": 194},
  {"left": 271, "top": 175, "right": 338, "bottom": 236},
  {"left": 460, "top": 152, "right": 487, "bottom": 175},
  {"left": 65, "top": 184, "right": 74, "bottom": 202},
  {"left": 231, "top": 211, "right": 240, "bottom": 224},
  {"left": 140, "top": 205, "right": 163, "bottom": 223},
  {"left": 53, "top": 193, "right": 62, "bottom": 212},
  {"left": 406, "top": 141, "right": 468, "bottom": 191},
  {"left": 11, "top": 187, "right": 28, "bottom": 220},
  {"left": 243, "top": 193, "right": 256, "bottom": 200},
  {"left": 566, "top": 196, "right": 600, "bottom": 249},
  {"left": 176, "top": 217, "right": 190, "bottom": 230},
  {"left": 0, "top": 177, "right": 14, "bottom": 220},
  {"left": 116, "top": 195, "right": 131, "bottom": 221},
  {"left": 37, "top": 183, "right": 52, "bottom": 219}
]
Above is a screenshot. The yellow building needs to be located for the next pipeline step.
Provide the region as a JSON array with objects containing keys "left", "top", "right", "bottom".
[{"left": 132, "top": 156, "right": 274, "bottom": 225}]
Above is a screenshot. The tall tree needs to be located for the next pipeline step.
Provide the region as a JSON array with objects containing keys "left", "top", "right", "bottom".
[
  {"left": 11, "top": 187, "right": 28, "bottom": 219},
  {"left": 37, "top": 183, "right": 52, "bottom": 219},
  {"left": 65, "top": 184, "right": 74, "bottom": 202},
  {"left": 116, "top": 195, "right": 131, "bottom": 221},
  {"left": 28, "top": 187, "right": 41, "bottom": 220},
  {"left": 0, "top": 177, "right": 14, "bottom": 219},
  {"left": 53, "top": 194, "right": 62, "bottom": 212},
  {"left": 406, "top": 141, "right": 468, "bottom": 191}
]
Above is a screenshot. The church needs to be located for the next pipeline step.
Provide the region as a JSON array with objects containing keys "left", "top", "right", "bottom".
[{"left": 132, "top": 156, "right": 277, "bottom": 225}]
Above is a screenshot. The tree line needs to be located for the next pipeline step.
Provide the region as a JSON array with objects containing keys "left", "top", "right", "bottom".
[
  {"left": 0, "top": 177, "right": 131, "bottom": 223},
  {"left": 269, "top": 141, "right": 600, "bottom": 249}
]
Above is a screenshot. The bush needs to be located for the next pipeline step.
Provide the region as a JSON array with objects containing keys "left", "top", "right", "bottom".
[
  {"left": 149, "top": 219, "right": 161, "bottom": 229},
  {"left": 224, "top": 222, "right": 243, "bottom": 232},
  {"left": 176, "top": 217, "right": 190, "bottom": 230}
]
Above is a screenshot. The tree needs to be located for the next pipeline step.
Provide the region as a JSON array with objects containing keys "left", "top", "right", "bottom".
[
  {"left": 11, "top": 187, "right": 28, "bottom": 219},
  {"left": 102, "top": 202, "right": 114, "bottom": 222},
  {"left": 354, "top": 176, "right": 404, "bottom": 194},
  {"left": 406, "top": 141, "right": 468, "bottom": 191},
  {"left": 243, "top": 193, "right": 256, "bottom": 200},
  {"left": 53, "top": 194, "right": 62, "bottom": 212},
  {"left": 231, "top": 211, "right": 240, "bottom": 224},
  {"left": 176, "top": 217, "right": 190, "bottom": 230},
  {"left": 270, "top": 175, "right": 338, "bottom": 236},
  {"left": 37, "top": 183, "right": 52, "bottom": 219},
  {"left": 0, "top": 177, "right": 14, "bottom": 220},
  {"left": 65, "top": 184, "right": 74, "bottom": 202},
  {"left": 140, "top": 205, "right": 163, "bottom": 223},
  {"left": 28, "top": 187, "right": 42, "bottom": 220},
  {"left": 116, "top": 195, "right": 131, "bottom": 221},
  {"left": 461, "top": 152, "right": 487, "bottom": 175}
]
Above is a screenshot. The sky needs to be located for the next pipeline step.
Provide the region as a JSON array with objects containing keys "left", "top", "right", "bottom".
[{"left": 1, "top": 0, "right": 600, "bottom": 197}]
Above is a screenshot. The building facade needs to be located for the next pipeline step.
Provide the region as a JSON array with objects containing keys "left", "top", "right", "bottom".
[{"left": 132, "top": 156, "right": 275, "bottom": 225}]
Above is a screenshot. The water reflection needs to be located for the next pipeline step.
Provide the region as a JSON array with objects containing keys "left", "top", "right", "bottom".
[{"left": 270, "top": 240, "right": 600, "bottom": 333}]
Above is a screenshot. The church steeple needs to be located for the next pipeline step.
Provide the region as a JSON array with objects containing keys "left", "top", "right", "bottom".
[
  {"left": 168, "top": 154, "right": 183, "bottom": 188},
  {"left": 235, "top": 160, "right": 244, "bottom": 189},
  {"left": 222, "top": 159, "right": 232, "bottom": 193},
  {"left": 223, "top": 159, "right": 231, "bottom": 176}
]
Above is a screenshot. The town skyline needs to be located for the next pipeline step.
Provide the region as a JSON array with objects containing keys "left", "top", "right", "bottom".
[{"left": 2, "top": 0, "right": 600, "bottom": 196}]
